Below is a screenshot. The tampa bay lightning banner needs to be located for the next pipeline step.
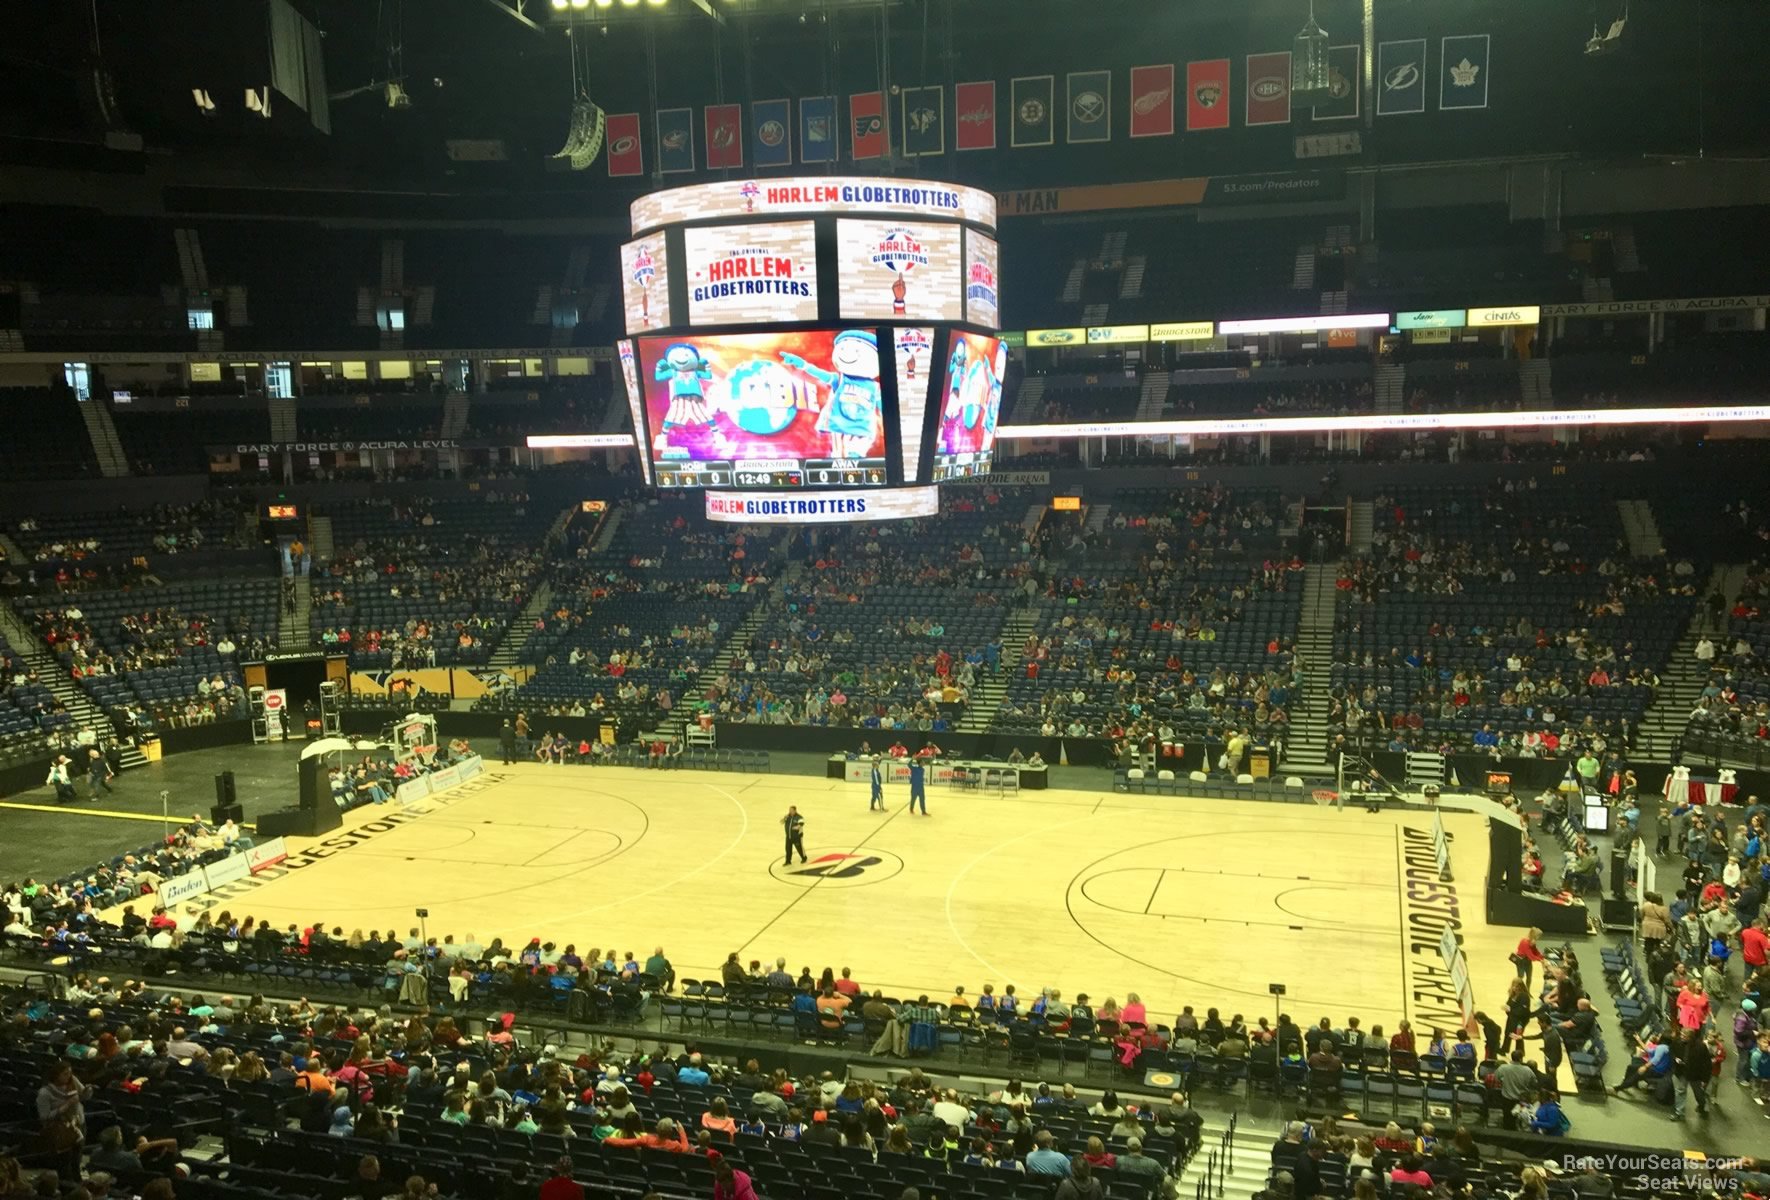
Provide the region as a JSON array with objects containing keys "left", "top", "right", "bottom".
[{"left": 1376, "top": 39, "right": 1426, "bottom": 116}]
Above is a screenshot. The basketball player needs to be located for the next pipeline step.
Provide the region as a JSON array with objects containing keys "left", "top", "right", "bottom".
[
  {"left": 782, "top": 806, "right": 807, "bottom": 866},
  {"left": 869, "top": 758, "right": 885, "bottom": 812},
  {"left": 907, "top": 760, "right": 927, "bottom": 816}
]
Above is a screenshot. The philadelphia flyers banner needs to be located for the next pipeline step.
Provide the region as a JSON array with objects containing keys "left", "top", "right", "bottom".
[
  {"left": 849, "top": 91, "right": 885, "bottom": 160},
  {"left": 606, "top": 113, "right": 643, "bottom": 177},
  {"left": 1129, "top": 64, "right": 1175, "bottom": 138}
]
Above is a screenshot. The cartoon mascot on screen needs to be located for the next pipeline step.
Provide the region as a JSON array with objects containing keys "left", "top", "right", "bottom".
[
  {"left": 778, "top": 330, "right": 882, "bottom": 461},
  {"left": 653, "top": 342, "right": 719, "bottom": 457}
]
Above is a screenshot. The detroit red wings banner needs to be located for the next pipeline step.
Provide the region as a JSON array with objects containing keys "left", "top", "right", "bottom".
[
  {"left": 849, "top": 91, "right": 885, "bottom": 159},
  {"left": 1129, "top": 65, "right": 1175, "bottom": 137},
  {"left": 703, "top": 104, "right": 743, "bottom": 169},
  {"left": 605, "top": 113, "right": 643, "bottom": 176},
  {"left": 1186, "top": 59, "right": 1231, "bottom": 131},
  {"left": 954, "top": 80, "right": 996, "bottom": 151}
]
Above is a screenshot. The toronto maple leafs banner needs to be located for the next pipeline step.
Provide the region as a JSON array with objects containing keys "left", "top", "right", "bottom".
[
  {"left": 1066, "top": 70, "right": 1112, "bottom": 143},
  {"left": 900, "top": 85, "right": 945, "bottom": 156},
  {"left": 1376, "top": 39, "right": 1426, "bottom": 115},
  {"left": 1439, "top": 34, "right": 1490, "bottom": 110},
  {"left": 751, "top": 99, "right": 791, "bottom": 167},
  {"left": 799, "top": 96, "right": 837, "bottom": 162},
  {"left": 1010, "top": 75, "right": 1054, "bottom": 147},
  {"left": 656, "top": 107, "right": 695, "bottom": 173},
  {"left": 954, "top": 80, "right": 996, "bottom": 151}
]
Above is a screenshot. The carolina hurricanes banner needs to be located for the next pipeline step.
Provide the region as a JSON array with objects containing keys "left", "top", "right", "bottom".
[
  {"left": 606, "top": 112, "right": 643, "bottom": 177},
  {"left": 1186, "top": 59, "right": 1231, "bottom": 130},
  {"left": 955, "top": 80, "right": 996, "bottom": 150},
  {"left": 1245, "top": 51, "right": 1292, "bottom": 126},
  {"left": 1129, "top": 64, "right": 1175, "bottom": 137},
  {"left": 849, "top": 91, "right": 885, "bottom": 159},
  {"left": 703, "top": 104, "right": 743, "bottom": 169}
]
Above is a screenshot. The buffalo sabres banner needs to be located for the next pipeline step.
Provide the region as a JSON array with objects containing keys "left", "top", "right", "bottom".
[
  {"left": 955, "top": 80, "right": 996, "bottom": 150},
  {"left": 1313, "top": 45, "right": 1360, "bottom": 121},
  {"left": 900, "top": 85, "right": 945, "bottom": 156},
  {"left": 1010, "top": 75, "right": 1054, "bottom": 147},
  {"left": 850, "top": 91, "right": 885, "bottom": 160},
  {"left": 1377, "top": 39, "right": 1427, "bottom": 115},
  {"left": 799, "top": 96, "right": 837, "bottom": 162},
  {"left": 605, "top": 112, "right": 643, "bottom": 177},
  {"left": 1244, "top": 52, "right": 1291, "bottom": 126},
  {"left": 656, "top": 107, "right": 695, "bottom": 173},
  {"left": 703, "top": 103, "right": 743, "bottom": 169},
  {"left": 1129, "top": 64, "right": 1175, "bottom": 138},
  {"left": 752, "top": 98, "right": 792, "bottom": 167},
  {"left": 1066, "top": 70, "right": 1111, "bottom": 143},
  {"left": 1186, "top": 59, "right": 1231, "bottom": 131},
  {"left": 1439, "top": 34, "right": 1490, "bottom": 110}
]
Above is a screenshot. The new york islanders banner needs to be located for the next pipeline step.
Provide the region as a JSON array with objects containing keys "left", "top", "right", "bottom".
[
  {"left": 850, "top": 91, "right": 885, "bottom": 160},
  {"left": 900, "top": 85, "right": 945, "bottom": 156},
  {"left": 799, "top": 96, "right": 837, "bottom": 162},
  {"left": 1186, "top": 59, "right": 1231, "bottom": 130},
  {"left": 1010, "top": 75, "right": 1054, "bottom": 147},
  {"left": 751, "top": 99, "right": 791, "bottom": 167},
  {"left": 605, "top": 112, "right": 643, "bottom": 177},
  {"left": 955, "top": 80, "right": 996, "bottom": 151},
  {"left": 1129, "top": 64, "right": 1175, "bottom": 138},
  {"left": 1066, "top": 70, "right": 1111, "bottom": 143},
  {"left": 703, "top": 103, "right": 743, "bottom": 169},
  {"left": 656, "top": 107, "right": 694, "bottom": 174},
  {"left": 1245, "top": 52, "right": 1292, "bottom": 126}
]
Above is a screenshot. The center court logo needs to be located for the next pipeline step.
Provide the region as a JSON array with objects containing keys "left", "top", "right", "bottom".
[{"left": 770, "top": 849, "right": 904, "bottom": 888}]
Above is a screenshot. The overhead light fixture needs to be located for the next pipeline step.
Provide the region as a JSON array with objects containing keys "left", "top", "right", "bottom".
[
  {"left": 594, "top": 0, "right": 612, "bottom": 7},
  {"left": 551, "top": 0, "right": 568, "bottom": 8},
  {"left": 620, "top": 0, "right": 640, "bottom": 7},
  {"left": 646, "top": 0, "right": 667, "bottom": 6},
  {"left": 191, "top": 88, "right": 216, "bottom": 115},
  {"left": 244, "top": 87, "right": 272, "bottom": 118}
]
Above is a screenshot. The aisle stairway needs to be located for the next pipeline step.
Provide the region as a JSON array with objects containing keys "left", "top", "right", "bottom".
[
  {"left": 1374, "top": 363, "right": 1405, "bottom": 415},
  {"left": 1178, "top": 1117, "right": 1273, "bottom": 1200},
  {"left": 439, "top": 392, "right": 472, "bottom": 439},
  {"left": 80, "top": 401, "right": 131, "bottom": 477},
  {"left": 489, "top": 583, "right": 554, "bottom": 669},
  {"left": 1615, "top": 499, "right": 1664, "bottom": 559},
  {"left": 1135, "top": 371, "right": 1171, "bottom": 421},
  {"left": 277, "top": 576, "right": 311, "bottom": 651},
  {"left": 1637, "top": 563, "right": 1744, "bottom": 762},
  {"left": 1007, "top": 376, "right": 1046, "bottom": 424},
  {"left": 956, "top": 607, "right": 1038, "bottom": 733},
  {"left": 1348, "top": 500, "right": 1373, "bottom": 554},
  {"left": 268, "top": 395, "right": 298, "bottom": 443},
  {"left": 1279, "top": 564, "right": 1339, "bottom": 778},
  {"left": 0, "top": 605, "right": 146, "bottom": 770},
  {"left": 308, "top": 515, "right": 334, "bottom": 563}
]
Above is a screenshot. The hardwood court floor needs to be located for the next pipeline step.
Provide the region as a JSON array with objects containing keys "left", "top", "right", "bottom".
[{"left": 142, "top": 765, "right": 1518, "bottom": 1034}]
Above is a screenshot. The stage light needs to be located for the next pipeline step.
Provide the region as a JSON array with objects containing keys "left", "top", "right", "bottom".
[
  {"left": 191, "top": 88, "right": 216, "bottom": 115},
  {"left": 621, "top": 0, "right": 640, "bottom": 7},
  {"left": 646, "top": 0, "right": 666, "bottom": 6},
  {"left": 551, "top": 0, "right": 568, "bottom": 8},
  {"left": 594, "top": 0, "right": 612, "bottom": 7},
  {"left": 573, "top": 0, "right": 592, "bottom": 8}
]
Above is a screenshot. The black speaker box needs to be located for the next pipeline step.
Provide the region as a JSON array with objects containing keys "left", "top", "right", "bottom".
[
  {"left": 255, "top": 803, "right": 341, "bottom": 839},
  {"left": 211, "top": 802, "right": 244, "bottom": 826}
]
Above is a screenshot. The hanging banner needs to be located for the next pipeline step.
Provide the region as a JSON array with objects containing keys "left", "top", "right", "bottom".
[
  {"left": 606, "top": 113, "right": 643, "bottom": 177},
  {"left": 703, "top": 103, "right": 743, "bottom": 169},
  {"left": 955, "top": 80, "right": 997, "bottom": 151},
  {"left": 1129, "top": 64, "right": 1176, "bottom": 138},
  {"left": 1186, "top": 59, "right": 1232, "bottom": 131},
  {"left": 1245, "top": 52, "right": 1292, "bottom": 126},
  {"left": 1314, "top": 45, "right": 1361, "bottom": 121},
  {"left": 1010, "top": 75, "right": 1055, "bottom": 147},
  {"left": 1377, "top": 39, "right": 1427, "bottom": 115},
  {"left": 1440, "top": 34, "right": 1491, "bottom": 111},
  {"left": 799, "top": 96, "right": 837, "bottom": 163},
  {"left": 900, "top": 85, "right": 945, "bottom": 157},
  {"left": 656, "top": 107, "right": 695, "bottom": 173},
  {"left": 1066, "top": 70, "right": 1112, "bottom": 143},
  {"left": 751, "top": 99, "right": 792, "bottom": 167},
  {"left": 850, "top": 91, "right": 885, "bottom": 160}
]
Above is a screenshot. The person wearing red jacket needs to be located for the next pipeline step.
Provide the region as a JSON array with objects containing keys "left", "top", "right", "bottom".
[
  {"left": 604, "top": 1118, "right": 691, "bottom": 1153},
  {"left": 712, "top": 1159, "right": 757, "bottom": 1200}
]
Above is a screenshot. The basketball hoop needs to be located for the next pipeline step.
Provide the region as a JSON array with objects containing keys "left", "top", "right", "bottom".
[{"left": 1312, "top": 789, "right": 1340, "bottom": 808}]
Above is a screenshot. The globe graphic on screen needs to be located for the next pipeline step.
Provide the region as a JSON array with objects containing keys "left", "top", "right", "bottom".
[{"left": 726, "top": 359, "right": 801, "bottom": 436}]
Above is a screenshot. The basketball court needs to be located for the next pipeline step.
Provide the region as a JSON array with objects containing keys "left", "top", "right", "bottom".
[{"left": 113, "top": 764, "right": 1516, "bottom": 1034}]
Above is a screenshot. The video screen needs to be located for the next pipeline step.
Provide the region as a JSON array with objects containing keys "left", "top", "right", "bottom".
[
  {"left": 834, "top": 219, "right": 963, "bottom": 322},
  {"left": 616, "top": 340, "right": 650, "bottom": 485},
  {"left": 639, "top": 329, "right": 890, "bottom": 489},
  {"left": 964, "top": 230, "right": 1000, "bottom": 329},
  {"left": 682, "top": 222, "right": 819, "bottom": 327},
  {"left": 894, "top": 327, "right": 934, "bottom": 483},
  {"left": 932, "top": 331, "right": 1007, "bottom": 481},
  {"left": 620, "top": 233, "right": 671, "bottom": 335}
]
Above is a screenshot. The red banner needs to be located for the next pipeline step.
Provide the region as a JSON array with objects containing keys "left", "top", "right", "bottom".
[
  {"left": 1129, "top": 64, "right": 1175, "bottom": 138},
  {"left": 1245, "top": 52, "right": 1292, "bottom": 126},
  {"left": 849, "top": 91, "right": 885, "bottom": 160},
  {"left": 954, "top": 80, "right": 996, "bottom": 151},
  {"left": 704, "top": 103, "right": 744, "bottom": 169},
  {"left": 1185, "top": 60, "right": 1231, "bottom": 131},
  {"left": 606, "top": 112, "right": 643, "bottom": 177}
]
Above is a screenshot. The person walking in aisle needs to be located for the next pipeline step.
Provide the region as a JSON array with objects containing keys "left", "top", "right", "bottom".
[
  {"left": 907, "top": 760, "right": 927, "bottom": 815},
  {"left": 870, "top": 758, "right": 886, "bottom": 812},
  {"left": 85, "top": 747, "right": 115, "bottom": 800},
  {"left": 782, "top": 806, "right": 807, "bottom": 866}
]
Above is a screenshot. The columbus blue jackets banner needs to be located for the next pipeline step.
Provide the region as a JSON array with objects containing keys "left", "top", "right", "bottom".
[
  {"left": 752, "top": 99, "right": 792, "bottom": 167},
  {"left": 799, "top": 96, "right": 837, "bottom": 163},
  {"left": 1010, "top": 75, "right": 1054, "bottom": 147},
  {"left": 1376, "top": 39, "right": 1426, "bottom": 115},
  {"left": 1439, "top": 34, "right": 1490, "bottom": 110},
  {"left": 1066, "top": 70, "right": 1112, "bottom": 143},
  {"left": 1313, "top": 45, "right": 1360, "bottom": 121},
  {"left": 656, "top": 107, "right": 695, "bottom": 174},
  {"left": 900, "top": 85, "right": 945, "bottom": 156}
]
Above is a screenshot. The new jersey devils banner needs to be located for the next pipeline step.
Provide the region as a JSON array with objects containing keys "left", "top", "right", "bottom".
[{"left": 704, "top": 104, "right": 743, "bottom": 169}]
